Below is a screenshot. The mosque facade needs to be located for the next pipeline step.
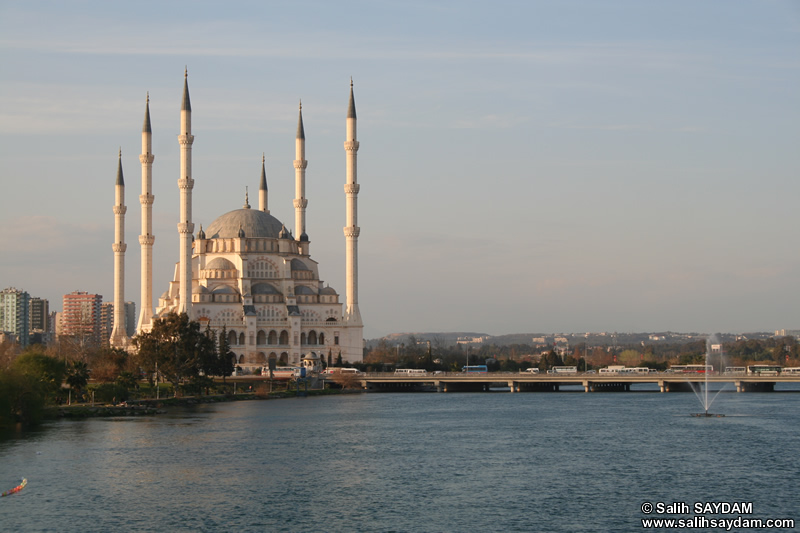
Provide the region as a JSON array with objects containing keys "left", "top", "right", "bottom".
[{"left": 110, "top": 72, "right": 364, "bottom": 368}]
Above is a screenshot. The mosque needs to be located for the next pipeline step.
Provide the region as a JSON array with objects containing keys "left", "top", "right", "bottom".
[{"left": 109, "top": 71, "right": 364, "bottom": 369}]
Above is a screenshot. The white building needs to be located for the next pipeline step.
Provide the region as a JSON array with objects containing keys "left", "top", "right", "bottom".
[{"left": 118, "top": 72, "right": 364, "bottom": 369}]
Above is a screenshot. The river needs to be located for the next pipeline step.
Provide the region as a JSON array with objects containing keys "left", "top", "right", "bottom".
[{"left": 2, "top": 389, "right": 799, "bottom": 531}]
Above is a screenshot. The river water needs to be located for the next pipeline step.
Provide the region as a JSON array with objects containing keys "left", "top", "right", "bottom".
[{"left": 1, "top": 388, "right": 799, "bottom": 532}]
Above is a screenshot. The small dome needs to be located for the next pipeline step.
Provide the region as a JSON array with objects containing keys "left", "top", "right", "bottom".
[
  {"left": 252, "top": 283, "right": 280, "bottom": 295},
  {"left": 206, "top": 208, "right": 285, "bottom": 239},
  {"left": 211, "top": 285, "right": 238, "bottom": 294},
  {"left": 320, "top": 286, "right": 337, "bottom": 295},
  {"left": 295, "top": 285, "right": 315, "bottom": 295},
  {"left": 197, "top": 286, "right": 210, "bottom": 294},
  {"left": 291, "top": 258, "right": 310, "bottom": 271},
  {"left": 206, "top": 258, "right": 236, "bottom": 270}
]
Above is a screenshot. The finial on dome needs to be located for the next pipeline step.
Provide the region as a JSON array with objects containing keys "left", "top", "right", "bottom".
[{"left": 243, "top": 186, "right": 250, "bottom": 209}]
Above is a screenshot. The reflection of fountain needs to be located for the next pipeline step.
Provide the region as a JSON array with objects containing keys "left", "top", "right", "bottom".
[{"left": 690, "top": 335, "right": 726, "bottom": 417}]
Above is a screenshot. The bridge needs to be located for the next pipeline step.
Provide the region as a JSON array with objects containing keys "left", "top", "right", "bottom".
[{"left": 352, "top": 373, "right": 800, "bottom": 393}]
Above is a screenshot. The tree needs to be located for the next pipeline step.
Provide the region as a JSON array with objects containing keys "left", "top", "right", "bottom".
[
  {"left": 329, "top": 370, "right": 362, "bottom": 390},
  {"left": 1, "top": 350, "right": 66, "bottom": 425},
  {"left": 66, "top": 360, "right": 90, "bottom": 397},
  {"left": 133, "top": 313, "right": 217, "bottom": 396},
  {"left": 216, "top": 325, "right": 235, "bottom": 381},
  {"left": 539, "top": 350, "right": 563, "bottom": 372}
]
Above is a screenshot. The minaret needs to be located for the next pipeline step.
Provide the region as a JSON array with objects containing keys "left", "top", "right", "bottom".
[
  {"left": 259, "top": 154, "right": 269, "bottom": 213},
  {"left": 177, "top": 68, "right": 195, "bottom": 315},
  {"left": 110, "top": 149, "right": 129, "bottom": 347},
  {"left": 343, "top": 80, "right": 362, "bottom": 325},
  {"left": 137, "top": 93, "right": 155, "bottom": 333},
  {"left": 293, "top": 100, "right": 308, "bottom": 239}
]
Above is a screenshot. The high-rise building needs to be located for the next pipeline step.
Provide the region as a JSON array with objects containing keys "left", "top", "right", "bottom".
[
  {"left": 61, "top": 291, "right": 103, "bottom": 347},
  {"left": 29, "top": 297, "right": 50, "bottom": 345},
  {"left": 101, "top": 301, "right": 136, "bottom": 345},
  {"left": 124, "top": 301, "right": 136, "bottom": 338},
  {"left": 0, "top": 287, "right": 31, "bottom": 347},
  {"left": 29, "top": 297, "right": 49, "bottom": 332}
]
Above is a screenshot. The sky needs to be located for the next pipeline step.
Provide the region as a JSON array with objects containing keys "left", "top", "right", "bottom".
[{"left": 1, "top": 0, "right": 798, "bottom": 339}]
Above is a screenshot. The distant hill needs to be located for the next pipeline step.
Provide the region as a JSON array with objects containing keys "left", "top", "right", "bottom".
[{"left": 367, "top": 331, "right": 775, "bottom": 348}]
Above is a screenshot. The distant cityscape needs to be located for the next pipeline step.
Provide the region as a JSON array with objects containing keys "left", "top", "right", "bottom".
[
  {"left": 1, "top": 287, "right": 135, "bottom": 349},
  {"left": 2, "top": 284, "right": 798, "bottom": 354}
]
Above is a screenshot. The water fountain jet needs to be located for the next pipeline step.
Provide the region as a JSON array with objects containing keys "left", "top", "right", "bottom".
[{"left": 690, "top": 335, "right": 726, "bottom": 417}]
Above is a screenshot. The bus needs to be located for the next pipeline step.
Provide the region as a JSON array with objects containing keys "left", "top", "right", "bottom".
[
  {"left": 394, "top": 369, "right": 428, "bottom": 376},
  {"left": 547, "top": 366, "right": 578, "bottom": 374},
  {"left": 723, "top": 366, "right": 747, "bottom": 375},
  {"left": 323, "top": 367, "right": 363, "bottom": 376},
  {"left": 669, "top": 365, "right": 713, "bottom": 374},
  {"left": 265, "top": 367, "right": 303, "bottom": 379},
  {"left": 462, "top": 365, "right": 488, "bottom": 374},
  {"left": 747, "top": 365, "right": 782, "bottom": 376},
  {"left": 628, "top": 367, "right": 652, "bottom": 374},
  {"left": 783, "top": 367, "right": 800, "bottom": 375},
  {"left": 599, "top": 366, "right": 627, "bottom": 374}
]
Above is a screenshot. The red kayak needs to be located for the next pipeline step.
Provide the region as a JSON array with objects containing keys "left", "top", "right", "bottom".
[{"left": 1, "top": 478, "right": 27, "bottom": 497}]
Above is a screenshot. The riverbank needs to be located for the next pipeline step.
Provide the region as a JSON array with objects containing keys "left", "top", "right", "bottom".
[{"left": 45, "top": 387, "right": 362, "bottom": 419}]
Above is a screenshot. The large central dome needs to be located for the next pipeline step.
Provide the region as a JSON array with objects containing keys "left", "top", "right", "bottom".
[{"left": 205, "top": 208, "right": 285, "bottom": 239}]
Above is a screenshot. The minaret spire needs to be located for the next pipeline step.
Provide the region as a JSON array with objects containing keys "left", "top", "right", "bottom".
[
  {"left": 111, "top": 150, "right": 129, "bottom": 347},
  {"left": 177, "top": 69, "right": 195, "bottom": 315},
  {"left": 137, "top": 92, "right": 155, "bottom": 333},
  {"left": 343, "top": 79, "right": 362, "bottom": 327},
  {"left": 259, "top": 153, "right": 269, "bottom": 213},
  {"left": 293, "top": 99, "right": 308, "bottom": 241}
]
